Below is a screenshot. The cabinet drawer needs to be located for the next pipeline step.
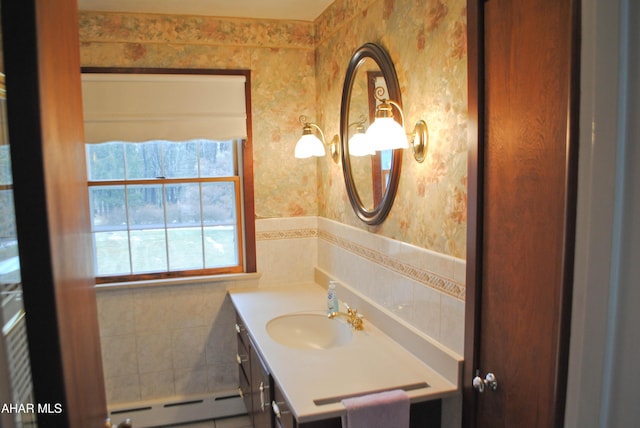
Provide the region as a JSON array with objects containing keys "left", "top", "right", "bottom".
[
  {"left": 235, "top": 314, "right": 251, "bottom": 351},
  {"left": 238, "top": 362, "right": 252, "bottom": 415},
  {"left": 235, "top": 312, "right": 252, "bottom": 415},
  {"left": 250, "top": 341, "right": 273, "bottom": 428},
  {"left": 235, "top": 313, "right": 251, "bottom": 382},
  {"left": 273, "top": 382, "right": 294, "bottom": 428},
  {"left": 236, "top": 335, "right": 251, "bottom": 380}
]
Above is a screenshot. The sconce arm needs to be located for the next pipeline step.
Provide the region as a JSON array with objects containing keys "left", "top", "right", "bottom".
[
  {"left": 299, "top": 114, "right": 327, "bottom": 144},
  {"left": 387, "top": 100, "right": 406, "bottom": 130},
  {"left": 309, "top": 122, "right": 327, "bottom": 144}
]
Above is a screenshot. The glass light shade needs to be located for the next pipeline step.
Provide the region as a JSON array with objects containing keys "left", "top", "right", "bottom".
[
  {"left": 365, "top": 117, "right": 408, "bottom": 151},
  {"left": 348, "top": 132, "right": 375, "bottom": 156},
  {"left": 294, "top": 134, "right": 326, "bottom": 158}
]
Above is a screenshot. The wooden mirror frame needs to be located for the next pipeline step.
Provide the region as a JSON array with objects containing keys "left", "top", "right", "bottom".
[{"left": 340, "top": 43, "right": 403, "bottom": 225}]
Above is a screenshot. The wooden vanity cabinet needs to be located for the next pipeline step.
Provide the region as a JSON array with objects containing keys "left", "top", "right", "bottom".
[
  {"left": 251, "top": 345, "right": 274, "bottom": 428},
  {"left": 272, "top": 379, "right": 441, "bottom": 428},
  {"left": 272, "top": 394, "right": 442, "bottom": 428},
  {"left": 235, "top": 315, "right": 253, "bottom": 417},
  {"left": 272, "top": 382, "right": 295, "bottom": 428},
  {"left": 272, "top": 381, "right": 341, "bottom": 428},
  {"left": 236, "top": 312, "right": 274, "bottom": 428}
]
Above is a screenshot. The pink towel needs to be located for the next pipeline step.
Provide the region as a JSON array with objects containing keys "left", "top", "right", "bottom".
[{"left": 341, "top": 389, "right": 410, "bottom": 428}]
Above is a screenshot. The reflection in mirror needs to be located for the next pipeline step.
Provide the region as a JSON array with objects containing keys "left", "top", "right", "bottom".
[
  {"left": 346, "top": 66, "right": 394, "bottom": 211},
  {"left": 340, "top": 43, "right": 403, "bottom": 225},
  {"left": 346, "top": 58, "right": 376, "bottom": 210}
]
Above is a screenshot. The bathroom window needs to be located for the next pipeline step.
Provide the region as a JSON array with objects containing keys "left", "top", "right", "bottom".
[{"left": 82, "top": 69, "right": 255, "bottom": 283}]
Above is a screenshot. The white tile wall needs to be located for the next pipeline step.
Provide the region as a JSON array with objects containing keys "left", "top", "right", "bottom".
[
  {"left": 255, "top": 216, "right": 318, "bottom": 286},
  {"left": 96, "top": 275, "right": 259, "bottom": 404}
]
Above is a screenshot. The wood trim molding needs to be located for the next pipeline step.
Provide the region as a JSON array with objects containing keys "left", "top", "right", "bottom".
[
  {"left": 462, "top": 0, "right": 484, "bottom": 426},
  {"left": 552, "top": 1, "right": 582, "bottom": 425}
]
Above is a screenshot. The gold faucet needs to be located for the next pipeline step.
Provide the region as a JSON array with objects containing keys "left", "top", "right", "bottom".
[{"left": 328, "top": 303, "right": 364, "bottom": 330}]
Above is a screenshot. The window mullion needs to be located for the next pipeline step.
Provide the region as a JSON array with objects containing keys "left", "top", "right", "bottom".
[
  {"left": 121, "top": 145, "right": 134, "bottom": 276},
  {"left": 199, "top": 182, "right": 206, "bottom": 270},
  {"left": 124, "top": 185, "right": 134, "bottom": 276},
  {"left": 162, "top": 183, "right": 170, "bottom": 272},
  {"left": 197, "top": 143, "right": 206, "bottom": 270}
]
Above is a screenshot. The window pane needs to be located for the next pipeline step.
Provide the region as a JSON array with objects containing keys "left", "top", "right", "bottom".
[
  {"left": 202, "top": 182, "right": 238, "bottom": 268},
  {"left": 0, "top": 145, "right": 12, "bottom": 185},
  {"left": 90, "top": 185, "right": 130, "bottom": 276},
  {"left": 89, "top": 186, "right": 127, "bottom": 231},
  {"left": 127, "top": 185, "right": 164, "bottom": 228},
  {"left": 127, "top": 185, "right": 167, "bottom": 273},
  {"left": 93, "top": 231, "right": 131, "bottom": 276},
  {"left": 165, "top": 183, "right": 204, "bottom": 270},
  {"left": 130, "top": 229, "right": 167, "bottom": 273},
  {"left": 0, "top": 189, "right": 17, "bottom": 244},
  {"left": 86, "top": 142, "right": 125, "bottom": 181},
  {"left": 200, "top": 140, "right": 235, "bottom": 177},
  {"left": 165, "top": 183, "right": 201, "bottom": 226},
  {"left": 202, "top": 182, "right": 237, "bottom": 226},
  {"left": 164, "top": 141, "right": 198, "bottom": 178},
  {"left": 167, "top": 228, "right": 204, "bottom": 271},
  {"left": 204, "top": 226, "right": 238, "bottom": 268},
  {"left": 125, "top": 142, "right": 162, "bottom": 180},
  {"left": 0, "top": 189, "right": 20, "bottom": 285}
]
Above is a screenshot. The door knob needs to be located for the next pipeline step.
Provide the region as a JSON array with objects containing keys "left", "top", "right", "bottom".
[
  {"left": 104, "top": 418, "right": 133, "bottom": 428},
  {"left": 472, "top": 371, "right": 498, "bottom": 393}
]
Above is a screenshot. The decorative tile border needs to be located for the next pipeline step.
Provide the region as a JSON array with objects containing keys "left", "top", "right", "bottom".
[
  {"left": 318, "top": 230, "right": 466, "bottom": 301},
  {"left": 256, "top": 228, "right": 318, "bottom": 241}
]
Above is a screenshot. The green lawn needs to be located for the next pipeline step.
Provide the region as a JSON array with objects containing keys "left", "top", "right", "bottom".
[{"left": 94, "top": 226, "right": 238, "bottom": 276}]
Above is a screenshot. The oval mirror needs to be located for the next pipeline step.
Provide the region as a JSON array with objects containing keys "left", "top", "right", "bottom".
[{"left": 340, "top": 43, "right": 403, "bottom": 225}]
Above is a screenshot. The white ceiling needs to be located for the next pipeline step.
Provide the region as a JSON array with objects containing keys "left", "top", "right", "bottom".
[{"left": 77, "top": 0, "right": 335, "bottom": 22}]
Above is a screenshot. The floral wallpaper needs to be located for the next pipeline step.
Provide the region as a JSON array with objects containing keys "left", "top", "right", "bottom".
[
  {"left": 79, "top": 11, "right": 319, "bottom": 220},
  {"left": 78, "top": 0, "right": 467, "bottom": 258},
  {"left": 316, "top": 0, "right": 468, "bottom": 258}
]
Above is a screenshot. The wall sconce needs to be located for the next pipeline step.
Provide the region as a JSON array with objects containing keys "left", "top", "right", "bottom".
[
  {"left": 348, "top": 116, "right": 375, "bottom": 156},
  {"left": 365, "top": 88, "right": 428, "bottom": 163},
  {"left": 294, "top": 115, "right": 340, "bottom": 163}
]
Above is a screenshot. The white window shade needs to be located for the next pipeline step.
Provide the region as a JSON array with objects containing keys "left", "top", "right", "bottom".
[{"left": 81, "top": 73, "right": 247, "bottom": 143}]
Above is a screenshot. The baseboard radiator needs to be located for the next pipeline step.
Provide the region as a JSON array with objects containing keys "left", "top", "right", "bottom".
[{"left": 107, "top": 390, "right": 247, "bottom": 428}]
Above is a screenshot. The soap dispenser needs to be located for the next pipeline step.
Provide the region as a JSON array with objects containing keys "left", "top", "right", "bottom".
[{"left": 327, "top": 281, "right": 339, "bottom": 314}]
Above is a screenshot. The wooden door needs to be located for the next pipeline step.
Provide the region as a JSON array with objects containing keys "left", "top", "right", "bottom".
[
  {"left": 464, "top": 0, "right": 580, "bottom": 427},
  {"left": 2, "top": 0, "right": 108, "bottom": 426}
]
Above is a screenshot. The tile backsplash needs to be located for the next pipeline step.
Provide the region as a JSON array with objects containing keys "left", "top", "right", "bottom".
[
  {"left": 255, "top": 216, "right": 318, "bottom": 286},
  {"left": 257, "top": 216, "right": 465, "bottom": 356}
]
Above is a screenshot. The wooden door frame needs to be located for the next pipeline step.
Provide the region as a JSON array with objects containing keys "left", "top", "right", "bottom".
[
  {"left": 2, "top": 0, "right": 108, "bottom": 426},
  {"left": 462, "top": 0, "right": 484, "bottom": 426},
  {"left": 462, "top": 0, "right": 581, "bottom": 426}
]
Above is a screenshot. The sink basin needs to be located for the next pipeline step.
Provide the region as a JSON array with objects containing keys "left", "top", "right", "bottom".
[{"left": 266, "top": 312, "right": 353, "bottom": 350}]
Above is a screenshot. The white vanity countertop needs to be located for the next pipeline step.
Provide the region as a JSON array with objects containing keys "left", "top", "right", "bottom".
[{"left": 229, "top": 284, "right": 459, "bottom": 423}]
